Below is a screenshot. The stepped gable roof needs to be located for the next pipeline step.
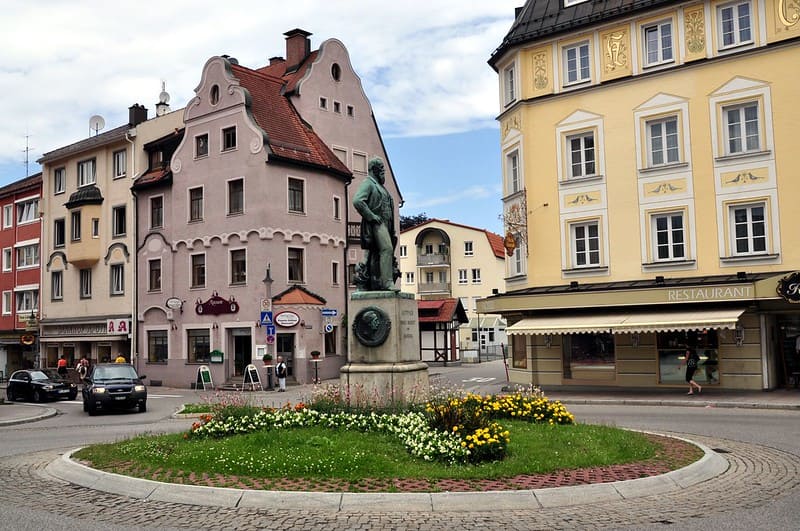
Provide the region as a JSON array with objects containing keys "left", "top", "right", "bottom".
[
  {"left": 272, "top": 284, "right": 327, "bottom": 305},
  {"left": 230, "top": 63, "right": 350, "bottom": 178},
  {"left": 403, "top": 218, "right": 506, "bottom": 259},
  {"left": 38, "top": 124, "right": 129, "bottom": 164},
  {"left": 489, "top": 0, "right": 681, "bottom": 68},
  {"left": 418, "top": 298, "right": 468, "bottom": 324}
]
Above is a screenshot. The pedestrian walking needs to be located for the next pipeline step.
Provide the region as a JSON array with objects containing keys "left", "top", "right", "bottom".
[
  {"left": 275, "top": 356, "right": 287, "bottom": 392},
  {"left": 76, "top": 357, "right": 89, "bottom": 382},
  {"left": 681, "top": 347, "right": 702, "bottom": 395},
  {"left": 57, "top": 355, "right": 68, "bottom": 377}
]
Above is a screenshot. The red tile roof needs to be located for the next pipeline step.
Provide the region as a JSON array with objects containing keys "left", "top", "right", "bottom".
[
  {"left": 256, "top": 50, "right": 319, "bottom": 95},
  {"left": 418, "top": 298, "right": 468, "bottom": 324},
  {"left": 273, "top": 285, "right": 326, "bottom": 305},
  {"left": 132, "top": 167, "right": 171, "bottom": 189},
  {"left": 402, "top": 219, "right": 506, "bottom": 259},
  {"left": 230, "top": 63, "right": 350, "bottom": 178}
]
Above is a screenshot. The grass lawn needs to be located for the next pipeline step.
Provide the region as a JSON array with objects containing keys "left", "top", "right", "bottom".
[{"left": 74, "top": 421, "right": 688, "bottom": 484}]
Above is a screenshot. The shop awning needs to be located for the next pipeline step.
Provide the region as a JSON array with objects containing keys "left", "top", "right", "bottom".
[{"left": 507, "top": 308, "right": 745, "bottom": 335}]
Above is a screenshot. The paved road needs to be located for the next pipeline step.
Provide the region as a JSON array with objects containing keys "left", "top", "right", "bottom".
[{"left": 0, "top": 361, "right": 798, "bottom": 530}]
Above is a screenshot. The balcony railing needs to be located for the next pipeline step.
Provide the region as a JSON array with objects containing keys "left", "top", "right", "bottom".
[
  {"left": 417, "top": 253, "right": 450, "bottom": 266},
  {"left": 347, "top": 222, "right": 361, "bottom": 243},
  {"left": 418, "top": 282, "right": 451, "bottom": 293}
]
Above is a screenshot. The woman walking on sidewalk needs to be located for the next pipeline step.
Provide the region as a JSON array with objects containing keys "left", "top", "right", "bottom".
[{"left": 682, "top": 347, "right": 702, "bottom": 395}]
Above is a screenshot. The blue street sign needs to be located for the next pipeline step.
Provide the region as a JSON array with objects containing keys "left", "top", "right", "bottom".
[
  {"left": 321, "top": 308, "right": 338, "bottom": 317},
  {"left": 265, "top": 324, "right": 276, "bottom": 336},
  {"left": 260, "top": 311, "right": 273, "bottom": 325}
]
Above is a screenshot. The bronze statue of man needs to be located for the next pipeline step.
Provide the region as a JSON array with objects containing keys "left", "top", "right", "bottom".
[{"left": 352, "top": 157, "right": 399, "bottom": 291}]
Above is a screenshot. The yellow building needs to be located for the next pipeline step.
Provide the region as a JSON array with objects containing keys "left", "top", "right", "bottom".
[{"left": 483, "top": 0, "right": 800, "bottom": 390}]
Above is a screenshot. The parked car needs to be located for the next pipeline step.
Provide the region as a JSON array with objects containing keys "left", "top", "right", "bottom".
[
  {"left": 81, "top": 363, "right": 147, "bottom": 416},
  {"left": 5, "top": 369, "right": 78, "bottom": 402}
]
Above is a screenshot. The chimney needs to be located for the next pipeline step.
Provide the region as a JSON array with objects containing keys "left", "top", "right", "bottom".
[
  {"left": 284, "top": 28, "right": 312, "bottom": 72},
  {"left": 129, "top": 104, "right": 148, "bottom": 127},
  {"left": 269, "top": 56, "right": 285, "bottom": 66}
]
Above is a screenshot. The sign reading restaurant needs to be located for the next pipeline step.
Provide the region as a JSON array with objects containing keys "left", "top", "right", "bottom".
[{"left": 667, "top": 285, "right": 753, "bottom": 302}]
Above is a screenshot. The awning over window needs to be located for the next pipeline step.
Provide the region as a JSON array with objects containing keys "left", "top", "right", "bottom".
[{"left": 507, "top": 308, "right": 745, "bottom": 335}]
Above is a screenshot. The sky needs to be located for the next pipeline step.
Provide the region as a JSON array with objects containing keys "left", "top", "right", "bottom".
[{"left": 0, "top": 1, "right": 521, "bottom": 235}]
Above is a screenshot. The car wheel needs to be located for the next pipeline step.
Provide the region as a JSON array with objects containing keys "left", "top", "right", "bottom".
[
  {"left": 68, "top": 392, "right": 77, "bottom": 401},
  {"left": 32, "top": 389, "right": 42, "bottom": 403},
  {"left": 138, "top": 401, "right": 147, "bottom": 413},
  {"left": 87, "top": 403, "right": 99, "bottom": 416},
  {"left": 6, "top": 387, "right": 15, "bottom": 402},
  {"left": 82, "top": 400, "right": 88, "bottom": 412}
]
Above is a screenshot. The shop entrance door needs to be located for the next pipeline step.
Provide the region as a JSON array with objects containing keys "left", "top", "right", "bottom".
[
  {"left": 778, "top": 322, "right": 800, "bottom": 388},
  {"left": 276, "top": 333, "right": 294, "bottom": 377},
  {"left": 232, "top": 329, "right": 251, "bottom": 377}
]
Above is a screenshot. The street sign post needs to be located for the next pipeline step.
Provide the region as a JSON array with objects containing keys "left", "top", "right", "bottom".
[
  {"left": 321, "top": 308, "right": 337, "bottom": 317},
  {"left": 260, "top": 311, "right": 273, "bottom": 326}
]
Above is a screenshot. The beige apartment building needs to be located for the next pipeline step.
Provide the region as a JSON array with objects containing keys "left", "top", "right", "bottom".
[{"left": 399, "top": 219, "right": 506, "bottom": 362}]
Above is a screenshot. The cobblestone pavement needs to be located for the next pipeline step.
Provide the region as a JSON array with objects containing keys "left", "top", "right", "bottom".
[{"left": 0, "top": 433, "right": 796, "bottom": 530}]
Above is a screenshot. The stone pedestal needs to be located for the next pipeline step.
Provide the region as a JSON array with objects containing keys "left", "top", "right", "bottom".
[{"left": 340, "top": 291, "right": 429, "bottom": 406}]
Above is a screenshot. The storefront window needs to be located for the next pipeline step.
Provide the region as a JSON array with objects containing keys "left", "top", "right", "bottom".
[
  {"left": 148, "top": 330, "right": 168, "bottom": 363},
  {"left": 563, "top": 333, "right": 615, "bottom": 380},
  {"left": 188, "top": 329, "right": 210, "bottom": 363},
  {"left": 658, "top": 329, "right": 719, "bottom": 384},
  {"left": 511, "top": 335, "right": 527, "bottom": 369}
]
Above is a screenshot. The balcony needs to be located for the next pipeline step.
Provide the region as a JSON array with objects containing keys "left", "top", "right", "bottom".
[
  {"left": 418, "top": 282, "right": 451, "bottom": 294},
  {"left": 417, "top": 253, "right": 450, "bottom": 267},
  {"left": 347, "top": 222, "right": 361, "bottom": 243}
]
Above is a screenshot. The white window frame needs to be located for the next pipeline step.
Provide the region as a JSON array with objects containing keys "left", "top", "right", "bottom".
[
  {"left": 77, "top": 158, "right": 96, "bottom": 187},
  {"left": 399, "top": 245, "right": 407, "bottom": 258},
  {"left": 729, "top": 202, "right": 768, "bottom": 256},
  {"left": 571, "top": 221, "right": 601, "bottom": 268},
  {"left": 331, "top": 261, "right": 339, "bottom": 285},
  {"left": 646, "top": 116, "right": 680, "bottom": 166},
  {"left": 405, "top": 272, "right": 415, "bottom": 284},
  {"left": 71, "top": 211, "right": 81, "bottom": 241},
  {"left": 113, "top": 149, "right": 127, "bottom": 179},
  {"left": 503, "top": 64, "right": 516, "bottom": 106},
  {"left": 229, "top": 248, "right": 247, "bottom": 285},
  {"left": 150, "top": 195, "right": 164, "bottom": 229},
  {"left": 562, "top": 41, "right": 591, "bottom": 86},
  {"left": 53, "top": 167, "right": 66, "bottom": 194},
  {"left": 458, "top": 269, "right": 468, "bottom": 285},
  {"left": 717, "top": 0, "right": 753, "bottom": 50},
  {"left": 333, "top": 196, "right": 341, "bottom": 220},
  {"left": 723, "top": 102, "right": 760, "bottom": 155},
  {"left": 2, "top": 247, "right": 11, "bottom": 272},
  {"left": 464, "top": 241, "right": 474, "bottom": 256},
  {"left": 471, "top": 268, "right": 482, "bottom": 284},
  {"left": 16, "top": 197, "right": 39, "bottom": 225},
  {"left": 505, "top": 149, "right": 520, "bottom": 194},
  {"left": 15, "top": 290, "right": 38, "bottom": 313},
  {"left": 15, "top": 243, "right": 39, "bottom": 269},
  {"left": 195, "top": 133, "right": 209, "bottom": 158},
  {"left": 2, "top": 204, "right": 12, "bottom": 228},
  {"left": 353, "top": 152, "right": 367, "bottom": 174},
  {"left": 642, "top": 20, "right": 674, "bottom": 67},
  {"left": 566, "top": 131, "right": 596, "bottom": 178},
  {"left": 112, "top": 205, "right": 126, "bottom": 237},
  {"left": 288, "top": 247, "right": 305, "bottom": 283},
  {"left": 146, "top": 327, "right": 170, "bottom": 364},
  {"left": 288, "top": 177, "right": 305, "bottom": 214},
  {"left": 651, "top": 212, "right": 686, "bottom": 261},
  {"left": 51, "top": 271, "right": 63, "bottom": 301},
  {"left": 91, "top": 218, "right": 99, "bottom": 239},
  {"left": 227, "top": 177, "right": 244, "bottom": 216},
  {"left": 1, "top": 291, "right": 10, "bottom": 315},
  {"left": 110, "top": 264, "right": 124, "bottom": 295},
  {"left": 512, "top": 244, "right": 525, "bottom": 276},
  {"left": 221, "top": 126, "right": 237, "bottom": 152},
  {"left": 80, "top": 269, "right": 92, "bottom": 299}
]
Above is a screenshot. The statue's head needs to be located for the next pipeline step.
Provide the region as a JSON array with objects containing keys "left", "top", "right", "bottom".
[{"left": 368, "top": 157, "right": 385, "bottom": 184}]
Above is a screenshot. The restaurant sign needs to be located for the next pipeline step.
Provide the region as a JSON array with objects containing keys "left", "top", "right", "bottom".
[
  {"left": 196, "top": 293, "right": 240, "bottom": 315},
  {"left": 776, "top": 271, "right": 800, "bottom": 303}
]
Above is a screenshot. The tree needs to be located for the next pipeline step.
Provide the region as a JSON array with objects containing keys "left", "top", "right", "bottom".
[{"left": 400, "top": 213, "right": 430, "bottom": 231}]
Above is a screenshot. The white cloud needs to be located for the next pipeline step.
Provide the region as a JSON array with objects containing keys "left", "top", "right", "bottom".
[{"left": 0, "top": 0, "right": 518, "bottom": 171}]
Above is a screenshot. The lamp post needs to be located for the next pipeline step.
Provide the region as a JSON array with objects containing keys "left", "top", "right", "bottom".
[{"left": 262, "top": 264, "right": 274, "bottom": 390}]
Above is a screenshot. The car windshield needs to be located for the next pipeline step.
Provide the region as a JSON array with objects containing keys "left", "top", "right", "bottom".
[
  {"left": 93, "top": 365, "right": 139, "bottom": 380},
  {"left": 29, "top": 371, "right": 50, "bottom": 381}
]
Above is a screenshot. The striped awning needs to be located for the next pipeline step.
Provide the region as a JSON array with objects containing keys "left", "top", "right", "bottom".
[{"left": 507, "top": 308, "right": 745, "bottom": 335}]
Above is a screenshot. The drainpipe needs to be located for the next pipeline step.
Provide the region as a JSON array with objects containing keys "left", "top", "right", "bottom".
[{"left": 125, "top": 131, "right": 139, "bottom": 375}]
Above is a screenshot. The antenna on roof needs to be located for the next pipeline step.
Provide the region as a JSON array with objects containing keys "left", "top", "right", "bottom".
[
  {"left": 22, "top": 132, "right": 34, "bottom": 178},
  {"left": 89, "top": 115, "right": 106, "bottom": 136},
  {"left": 156, "top": 81, "right": 171, "bottom": 116}
]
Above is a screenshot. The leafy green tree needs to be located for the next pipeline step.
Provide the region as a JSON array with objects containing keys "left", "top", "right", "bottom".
[{"left": 400, "top": 213, "right": 429, "bottom": 231}]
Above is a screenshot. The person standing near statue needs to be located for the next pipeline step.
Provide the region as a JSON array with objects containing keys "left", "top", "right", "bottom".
[{"left": 352, "top": 157, "right": 399, "bottom": 291}]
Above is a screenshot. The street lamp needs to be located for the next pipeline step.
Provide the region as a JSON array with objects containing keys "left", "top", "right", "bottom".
[{"left": 262, "top": 264, "right": 275, "bottom": 390}]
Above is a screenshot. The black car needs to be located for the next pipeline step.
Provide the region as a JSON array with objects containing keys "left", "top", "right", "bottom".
[
  {"left": 81, "top": 363, "right": 147, "bottom": 416},
  {"left": 6, "top": 369, "right": 78, "bottom": 402}
]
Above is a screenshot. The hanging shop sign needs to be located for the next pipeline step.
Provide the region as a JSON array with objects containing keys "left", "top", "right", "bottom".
[
  {"left": 20, "top": 334, "right": 35, "bottom": 345},
  {"left": 196, "top": 292, "right": 240, "bottom": 315},
  {"left": 106, "top": 319, "right": 131, "bottom": 334},
  {"left": 776, "top": 271, "right": 800, "bottom": 303}
]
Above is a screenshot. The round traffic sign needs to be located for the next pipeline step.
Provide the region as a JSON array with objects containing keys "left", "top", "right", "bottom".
[{"left": 266, "top": 335, "right": 275, "bottom": 344}]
